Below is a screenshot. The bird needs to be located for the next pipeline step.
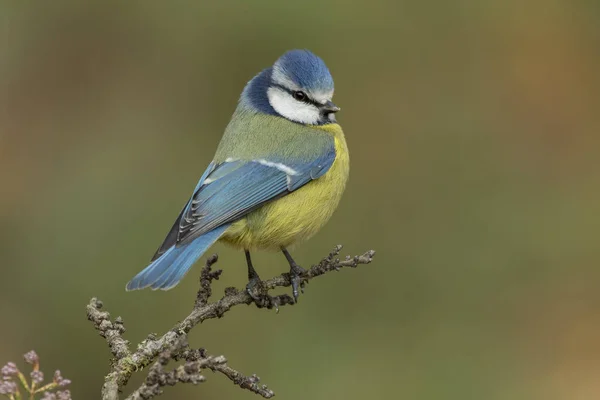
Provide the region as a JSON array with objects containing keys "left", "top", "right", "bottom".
[{"left": 126, "top": 49, "right": 349, "bottom": 304}]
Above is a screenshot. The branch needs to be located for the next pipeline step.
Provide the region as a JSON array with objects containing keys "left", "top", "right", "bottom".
[
  {"left": 124, "top": 337, "right": 274, "bottom": 400},
  {"left": 87, "top": 245, "right": 375, "bottom": 399}
]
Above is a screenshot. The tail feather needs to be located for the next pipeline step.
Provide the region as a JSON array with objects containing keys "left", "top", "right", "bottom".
[{"left": 126, "top": 224, "right": 229, "bottom": 291}]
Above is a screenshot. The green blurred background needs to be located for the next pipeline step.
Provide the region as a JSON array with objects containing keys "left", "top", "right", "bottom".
[{"left": 1, "top": 1, "right": 599, "bottom": 399}]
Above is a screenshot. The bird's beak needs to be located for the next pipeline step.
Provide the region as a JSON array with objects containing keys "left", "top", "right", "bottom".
[{"left": 322, "top": 100, "right": 340, "bottom": 113}]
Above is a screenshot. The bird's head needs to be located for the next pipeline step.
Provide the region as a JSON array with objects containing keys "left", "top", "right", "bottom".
[{"left": 241, "top": 49, "right": 339, "bottom": 125}]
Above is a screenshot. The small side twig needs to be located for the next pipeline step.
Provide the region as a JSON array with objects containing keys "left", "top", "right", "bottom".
[
  {"left": 123, "top": 336, "right": 274, "bottom": 400},
  {"left": 87, "top": 245, "right": 375, "bottom": 399},
  {"left": 195, "top": 254, "right": 222, "bottom": 308}
]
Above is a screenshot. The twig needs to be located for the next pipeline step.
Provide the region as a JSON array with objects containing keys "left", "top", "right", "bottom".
[
  {"left": 123, "top": 336, "right": 275, "bottom": 400},
  {"left": 87, "top": 245, "right": 375, "bottom": 399}
]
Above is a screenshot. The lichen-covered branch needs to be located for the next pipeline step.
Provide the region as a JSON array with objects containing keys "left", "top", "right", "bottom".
[
  {"left": 86, "top": 245, "right": 375, "bottom": 399},
  {"left": 123, "top": 337, "right": 275, "bottom": 400}
]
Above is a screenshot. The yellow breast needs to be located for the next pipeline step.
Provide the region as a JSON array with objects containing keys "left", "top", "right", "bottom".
[{"left": 221, "top": 124, "right": 349, "bottom": 250}]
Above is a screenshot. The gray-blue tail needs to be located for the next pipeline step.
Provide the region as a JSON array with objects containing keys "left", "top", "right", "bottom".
[{"left": 126, "top": 224, "right": 229, "bottom": 291}]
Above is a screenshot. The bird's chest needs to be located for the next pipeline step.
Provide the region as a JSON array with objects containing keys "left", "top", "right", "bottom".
[{"left": 223, "top": 133, "right": 349, "bottom": 250}]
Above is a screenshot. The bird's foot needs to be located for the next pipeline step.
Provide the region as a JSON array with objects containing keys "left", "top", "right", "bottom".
[
  {"left": 289, "top": 263, "right": 307, "bottom": 303},
  {"left": 246, "top": 276, "right": 278, "bottom": 311}
]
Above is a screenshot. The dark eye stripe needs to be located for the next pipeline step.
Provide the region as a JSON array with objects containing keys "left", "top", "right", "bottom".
[{"left": 272, "top": 84, "right": 321, "bottom": 107}]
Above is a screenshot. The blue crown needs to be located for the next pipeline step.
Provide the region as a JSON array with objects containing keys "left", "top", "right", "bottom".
[{"left": 274, "top": 50, "right": 334, "bottom": 92}]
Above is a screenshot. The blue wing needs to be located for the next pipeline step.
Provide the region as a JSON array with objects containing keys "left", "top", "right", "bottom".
[
  {"left": 128, "top": 139, "right": 336, "bottom": 291},
  {"left": 176, "top": 147, "right": 336, "bottom": 246},
  {"left": 150, "top": 161, "right": 218, "bottom": 261}
]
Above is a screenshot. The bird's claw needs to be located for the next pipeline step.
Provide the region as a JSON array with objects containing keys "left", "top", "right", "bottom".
[
  {"left": 289, "top": 263, "right": 307, "bottom": 303},
  {"left": 246, "top": 277, "right": 278, "bottom": 311}
]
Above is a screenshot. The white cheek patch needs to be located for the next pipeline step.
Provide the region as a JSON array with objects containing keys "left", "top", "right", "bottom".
[{"left": 267, "top": 87, "right": 320, "bottom": 125}]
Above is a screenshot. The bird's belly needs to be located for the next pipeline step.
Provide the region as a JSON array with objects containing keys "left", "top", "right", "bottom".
[
  {"left": 221, "top": 135, "right": 349, "bottom": 250},
  {"left": 221, "top": 175, "right": 342, "bottom": 249}
]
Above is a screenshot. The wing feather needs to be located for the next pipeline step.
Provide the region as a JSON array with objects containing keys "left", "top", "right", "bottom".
[{"left": 152, "top": 136, "right": 336, "bottom": 253}]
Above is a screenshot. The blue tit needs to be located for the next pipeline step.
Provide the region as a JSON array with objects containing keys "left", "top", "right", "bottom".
[{"left": 126, "top": 49, "right": 349, "bottom": 302}]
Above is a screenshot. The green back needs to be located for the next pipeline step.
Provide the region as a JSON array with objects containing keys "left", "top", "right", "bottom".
[{"left": 214, "top": 107, "right": 333, "bottom": 163}]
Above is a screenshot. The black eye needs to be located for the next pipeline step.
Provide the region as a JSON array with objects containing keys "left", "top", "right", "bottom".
[{"left": 292, "top": 91, "right": 307, "bottom": 101}]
